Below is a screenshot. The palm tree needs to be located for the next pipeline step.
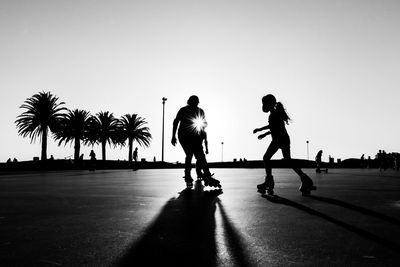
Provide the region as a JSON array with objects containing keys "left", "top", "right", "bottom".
[
  {"left": 87, "top": 111, "right": 119, "bottom": 161},
  {"left": 15, "top": 91, "right": 67, "bottom": 161},
  {"left": 118, "top": 114, "right": 152, "bottom": 162},
  {"left": 53, "top": 109, "right": 91, "bottom": 162}
]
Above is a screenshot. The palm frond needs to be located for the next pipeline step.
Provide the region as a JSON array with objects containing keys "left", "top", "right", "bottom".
[
  {"left": 15, "top": 91, "right": 66, "bottom": 160},
  {"left": 15, "top": 91, "right": 67, "bottom": 140}
]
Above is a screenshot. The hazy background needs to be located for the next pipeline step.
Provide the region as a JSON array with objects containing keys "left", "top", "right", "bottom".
[{"left": 1, "top": 0, "right": 399, "bottom": 163}]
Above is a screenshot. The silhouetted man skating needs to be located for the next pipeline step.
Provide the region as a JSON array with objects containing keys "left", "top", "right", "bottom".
[{"left": 171, "top": 95, "right": 221, "bottom": 189}]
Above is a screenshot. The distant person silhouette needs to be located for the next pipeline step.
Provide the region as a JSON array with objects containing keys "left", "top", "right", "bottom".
[
  {"left": 394, "top": 153, "right": 400, "bottom": 171},
  {"left": 378, "top": 150, "right": 388, "bottom": 172},
  {"left": 132, "top": 147, "right": 139, "bottom": 171},
  {"left": 253, "top": 94, "right": 316, "bottom": 195},
  {"left": 360, "top": 154, "right": 365, "bottom": 168},
  {"left": 172, "top": 95, "right": 221, "bottom": 189},
  {"left": 89, "top": 149, "right": 96, "bottom": 171},
  {"left": 90, "top": 150, "right": 96, "bottom": 160},
  {"left": 195, "top": 128, "right": 209, "bottom": 180},
  {"left": 133, "top": 147, "right": 138, "bottom": 162},
  {"left": 315, "top": 150, "right": 323, "bottom": 172}
]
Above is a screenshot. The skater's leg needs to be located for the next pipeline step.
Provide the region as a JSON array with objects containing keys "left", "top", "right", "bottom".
[
  {"left": 281, "top": 144, "right": 306, "bottom": 176},
  {"left": 179, "top": 139, "right": 194, "bottom": 180},
  {"left": 193, "top": 142, "right": 211, "bottom": 177},
  {"left": 193, "top": 143, "right": 221, "bottom": 187},
  {"left": 184, "top": 151, "right": 193, "bottom": 179},
  {"left": 263, "top": 142, "right": 279, "bottom": 178},
  {"left": 195, "top": 159, "right": 203, "bottom": 179},
  {"left": 257, "top": 142, "right": 279, "bottom": 194},
  {"left": 180, "top": 143, "right": 195, "bottom": 188},
  {"left": 281, "top": 144, "right": 316, "bottom": 194}
]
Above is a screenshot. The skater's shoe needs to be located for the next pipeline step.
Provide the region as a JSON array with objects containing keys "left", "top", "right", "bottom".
[
  {"left": 257, "top": 176, "right": 274, "bottom": 195},
  {"left": 299, "top": 174, "right": 316, "bottom": 195},
  {"left": 257, "top": 183, "right": 274, "bottom": 195},
  {"left": 183, "top": 175, "right": 194, "bottom": 189},
  {"left": 203, "top": 173, "right": 221, "bottom": 188},
  {"left": 299, "top": 184, "right": 311, "bottom": 195}
]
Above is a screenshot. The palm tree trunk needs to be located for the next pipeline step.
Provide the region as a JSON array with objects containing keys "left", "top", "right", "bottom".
[
  {"left": 128, "top": 138, "right": 133, "bottom": 162},
  {"left": 74, "top": 138, "right": 80, "bottom": 162},
  {"left": 102, "top": 141, "right": 106, "bottom": 161},
  {"left": 41, "top": 127, "right": 48, "bottom": 161}
]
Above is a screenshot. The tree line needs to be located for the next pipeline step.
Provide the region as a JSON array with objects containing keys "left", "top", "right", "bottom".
[{"left": 15, "top": 91, "right": 152, "bottom": 162}]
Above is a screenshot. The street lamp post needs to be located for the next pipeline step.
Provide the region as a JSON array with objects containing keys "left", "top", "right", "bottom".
[
  {"left": 162, "top": 97, "right": 167, "bottom": 162},
  {"left": 306, "top": 140, "right": 309, "bottom": 161},
  {"left": 221, "top": 141, "right": 224, "bottom": 162}
]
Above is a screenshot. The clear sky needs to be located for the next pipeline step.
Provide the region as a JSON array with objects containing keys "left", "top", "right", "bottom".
[{"left": 1, "top": 0, "right": 399, "bottom": 163}]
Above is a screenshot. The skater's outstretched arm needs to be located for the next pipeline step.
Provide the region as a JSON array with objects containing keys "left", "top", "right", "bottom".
[
  {"left": 253, "top": 125, "right": 270, "bottom": 134},
  {"left": 257, "top": 131, "right": 271, "bottom": 140},
  {"left": 171, "top": 117, "right": 179, "bottom": 146},
  {"left": 253, "top": 125, "right": 271, "bottom": 139}
]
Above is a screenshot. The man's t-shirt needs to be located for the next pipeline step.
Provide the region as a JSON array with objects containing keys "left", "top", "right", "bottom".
[{"left": 176, "top": 105, "right": 206, "bottom": 139}]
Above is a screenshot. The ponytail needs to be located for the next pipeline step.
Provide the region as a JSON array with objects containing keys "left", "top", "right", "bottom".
[{"left": 276, "top": 102, "right": 291, "bottom": 124}]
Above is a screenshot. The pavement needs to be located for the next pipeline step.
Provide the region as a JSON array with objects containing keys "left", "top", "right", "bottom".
[{"left": 0, "top": 168, "right": 400, "bottom": 266}]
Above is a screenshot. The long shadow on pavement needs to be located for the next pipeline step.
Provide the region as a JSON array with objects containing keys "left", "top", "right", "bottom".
[
  {"left": 116, "top": 181, "right": 252, "bottom": 267},
  {"left": 263, "top": 195, "right": 400, "bottom": 252},
  {"left": 216, "top": 199, "right": 254, "bottom": 267},
  {"left": 306, "top": 195, "right": 400, "bottom": 226}
]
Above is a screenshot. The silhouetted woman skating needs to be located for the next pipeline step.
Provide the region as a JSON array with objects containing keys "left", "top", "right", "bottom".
[
  {"left": 172, "top": 95, "right": 221, "bottom": 189},
  {"left": 253, "top": 94, "right": 316, "bottom": 195}
]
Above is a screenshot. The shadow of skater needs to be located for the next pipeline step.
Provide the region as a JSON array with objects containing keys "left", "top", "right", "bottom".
[
  {"left": 307, "top": 195, "right": 400, "bottom": 226},
  {"left": 262, "top": 195, "right": 400, "bottom": 252},
  {"left": 215, "top": 200, "right": 254, "bottom": 267},
  {"left": 253, "top": 94, "right": 316, "bottom": 195},
  {"left": 115, "top": 182, "right": 223, "bottom": 267},
  {"left": 171, "top": 95, "right": 221, "bottom": 189}
]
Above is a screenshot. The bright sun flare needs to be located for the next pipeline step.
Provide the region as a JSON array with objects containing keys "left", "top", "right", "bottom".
[{"left": 191, "top": 115, "right": 207, "bottom": 133}]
